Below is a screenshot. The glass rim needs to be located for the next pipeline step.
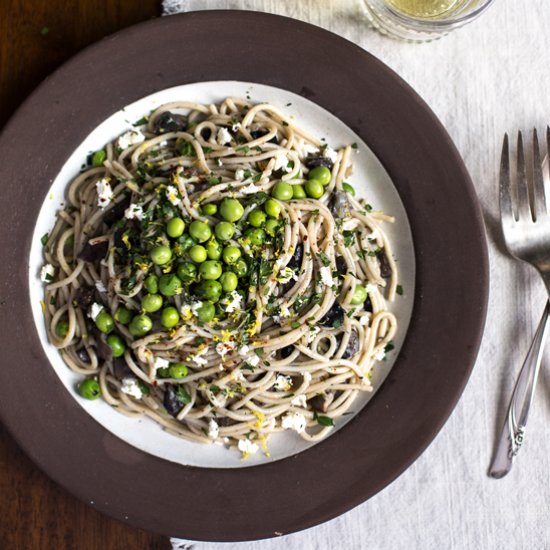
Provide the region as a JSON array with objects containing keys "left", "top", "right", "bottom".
[{"left": 382, "top": 0, "right": 497, "bottom": 28}]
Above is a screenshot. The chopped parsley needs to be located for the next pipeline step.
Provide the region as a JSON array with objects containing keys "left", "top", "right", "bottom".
[
  {"left": 41, "top": 233, "right": 49, "bottom": 246},
  {"left": 396, "top": 285, "right": 404, "bottom": 296},
  {"left": 313, "top": 411, "right": 335, "bottom": 427}
]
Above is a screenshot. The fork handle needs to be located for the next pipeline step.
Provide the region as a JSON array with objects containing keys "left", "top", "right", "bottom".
[{"left": 488, "top": 300, "right": 550, "bottom": 478}]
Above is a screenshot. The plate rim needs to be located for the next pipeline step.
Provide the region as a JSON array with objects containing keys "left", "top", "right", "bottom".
[{"left": 0, "top": 10, "right": 488, "bottom": 541}]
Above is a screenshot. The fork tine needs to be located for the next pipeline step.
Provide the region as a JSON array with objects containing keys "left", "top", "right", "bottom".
[
  {"left": 516, "top": 131, "right": 531, "bottom": 221},
  {"left": 499, "top": 133, "right": 514, "bottom": 231},
  {"left": 531, "top": 128, "right": 547, "bottom": 220}
]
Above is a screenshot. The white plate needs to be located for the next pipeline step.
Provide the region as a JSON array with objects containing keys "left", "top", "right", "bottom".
[{"left": 29, "top": 81, "right": 415, "bottom": 468}]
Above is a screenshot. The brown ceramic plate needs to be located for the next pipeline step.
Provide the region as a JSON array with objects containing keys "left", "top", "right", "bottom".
[{"left": 0, "top": 11, "right": 488, "bottom": 541}]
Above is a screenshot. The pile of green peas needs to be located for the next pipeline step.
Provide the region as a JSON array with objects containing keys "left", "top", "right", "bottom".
[{"left": 268, "top": 165, "right": 332, "bottom": 203}]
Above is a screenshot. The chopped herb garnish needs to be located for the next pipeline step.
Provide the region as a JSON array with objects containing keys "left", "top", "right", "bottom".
[
  {"left": 318, "top": 251, "right": 330, "bottom": 266},
  {"left": 41, "top": 233, "right": 49, "bottom": 246},
  {"left": 291, "top": 321, "right": 301, "bottom": 329},
  {"left": 365, "top": 204, "right": 373, "bottom": 212},
  {"left": 254, "top": 348, "right": 265, "bottom": 357},
  {"left": 343, "top": 230, "right": 355, "bottom": 248},
  {"left": 236, "top": 146, "right": 250, "bottom": 154},
  {"left": 351, "top": 142, "right": 358, "bottom": 150},
  {"left": 40, "top": 26, "right": 49, "bottom": 36},
  {"left": 396, "top": 285, "right": 404, "bottom": 296},
  {"left": 133, "top": 116, "right": 148, "bottom": 126},
  {"left": 384, "top": 341, "right": 395, "bottom": 353},
  {"left": 176, "top": 386, "right": 191, "bottom": 404},
  {"left": 313, "top": 411, "right": 335, "bottom": 427},
  {"left": 209, "top": 384, "right": 220, "bottom": 393}
]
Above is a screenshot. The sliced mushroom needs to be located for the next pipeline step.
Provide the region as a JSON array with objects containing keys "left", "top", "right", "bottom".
[
  {"left": 309, "top": 391, "right": 335, "bottom": 413},
  {"left": 102, "top": 196, "right": 131, "bottom": 226},
  {"left": 341, "top": 330, "right": 360, "bottom": 359},
  {"left": 279, "top": 345, "right": 295, "bottom": 359},
  {"left": 250, "top": 129, "right": 278, "bottom": 144},
  {"left": 164, "top": 385, "right": 185, "bottom": 417},
  {"left": 153, "top": 111, "right": 187, "bottom": 134},
  {"left": 305, "top": 155, "right": 333, "bottom": 170},
  {"left": 335, "top": 255, "right": 348, "bottom": 274},
  {"left": 330, "top": 190, "right": 351, "bottom": 219},
  {"left": 319, "top": 302, "right": 345, "bottom": 328},
  {"left": 73, "top": 287, "right": 96, "bottom": 309},
  {"left": 113, "top": 356, "right": 132, "bottom": 379},
  {"left": 78, "top": 240, "right": 109, "bottom": 263},
  {"left": 377, "top": 250, "right": 392, "bottom": 279},
  {"left": 287, "top": 243, "right": 304, "bottom": 270}
]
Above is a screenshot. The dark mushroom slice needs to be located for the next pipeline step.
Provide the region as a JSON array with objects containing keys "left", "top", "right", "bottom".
[
  {"left": 164, "top": 384, "right": 186, "bottom": 417},
  {"left": 78, "top": 239, "right": 109, "bottom": 263},
  {"left": 305, "top": 155, "right": 333, "bottom": 170},
  {"left": 309, "top": 391, "right": 335, "bottom": 413},
  {"left": 112, "top": 356, "right": 132, "bottom": 379},
  {"left": 200, "top": 127, "right": 212, "bottom": 140},
  {"left": 102, "top": 195, "right": 131, "bottom": 227},
  {"left": 73, "top": 286, "right": 96, "bottom": 309},
  {"left": 330, "top": 190, "right": 352, "bottom": 219},
  {"left": 90, "top": 326, "right": 113, "bottom": 362},
  {"left": 250, "top": 129, "right": 278, "bottom": 144},
  {"left": 335, "top": 255, "right": 348, "bottom": 274},
  {"left": 363, "top": 295, "right": 373, "bottom": 313},
  {"left": 319, "top": 302, "right": 345, "bottom": 328},
  {"left": 341, "top": 330, "right": 360, "bottom": 359},
  {"left": 287, "top": 243, "right": 304, "bottom": 270},
  {"left": 76, "top": 347, "right": 91, "bottom": 363},
  {"left": 377, "top": 250, "right": 392, "bottom": 279},
  {"left": 216, "top": 416, "right": 238, "bottom": 427},
  {"left": 152, "top": 111, "right": 187, "bottom": 134},
  {"left": 279, "top": 345, "right": 295, "bottom": 359}
]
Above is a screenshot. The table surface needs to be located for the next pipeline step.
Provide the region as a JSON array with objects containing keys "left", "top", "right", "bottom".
[{"left": 3, "top": 0, "right": 550, "bottom": 549}]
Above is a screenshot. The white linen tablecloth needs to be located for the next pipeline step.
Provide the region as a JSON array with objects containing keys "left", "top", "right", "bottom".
[{"left": 164, "top": 1, "right": 550, "bottom": 548}]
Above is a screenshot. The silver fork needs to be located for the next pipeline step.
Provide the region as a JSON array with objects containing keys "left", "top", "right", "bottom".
[{"left": 489, "top": 128, "right": 550, "bottom": 478}]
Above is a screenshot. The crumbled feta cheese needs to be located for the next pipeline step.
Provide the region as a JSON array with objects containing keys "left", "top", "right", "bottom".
[
  {"left": 153, "top": 357, "right": 169, "bottom": 375},
  {"left": 279, "top": 304, "right": 291, "bottom": 318},
  {"left": 273, "top": 374, "right": 292, "bottom": 391},
  {"left": 216, "top": 158, "right": 223, "bottom": 167},
  {"left": 95, "top": 280, "right": 107, "bottom": 293},
  {"left": 359, "top": 313, "right": 371, "bottom": 326},
  {"left": 281, "top": 412, "right": 307, "bottom": 433},
  {"left": 238, "top": 438, "right": 259, "bottom": 457},
  {"left": 231, "top": 370, "right": 245, "bottom": 382},
  {"left": 303, "top": 372, "right": 312, "bottom": 384},
  {"left": 323, "top": 146, "right": 338, "bottom": 163},
  {"left": 207, "top": 419, "right": 219, "bottom": 439},
  {"left": 88, "top": 302, "right": 104, "bottom": 321},
  {"left": 320, "top": 266, "right": 334, "bottom": 287},
  {"left": 124, "top": 203, "right": 144, "bottom": 220},
  {"left": 240, "top": 183, "right": 261, "bottom": 194},
  {"left": 276, "top": 267, "right": 297, "bottom": 285},
  {"left": 216, "top": 127, "right": 232, "bottom": 145},
  {"left": 247, "top": 354, "right": 260, "bottom": 367},
  {"left": 368, "top": 229, "right": 380, "bottom": 241},
  {"left": 190, "top": 301, "right": 203, "bottom": 315},
  {"left": 365, "top": 283, "right": 378, "bottom": 294},
  {"left": 342, "top": 219, "right": 359, "bottom": 230},
  {"left": 189, "top": 346, "right": 209, "bottom": 366},
  {"left": 297, "top": 140, "right": 319, "bottom": 158},
  {"left": 165, "top": 185, "right": 181, "bottom": 206},
  {"left": 120, "top": 377, "right": 143, "bottom": 399},
  {"left": 232, "top": 122, "right": 241, "bottom": 132},
  {"left": 117, "top": 129, "right": 145, "bottom": 150},
  {"left": 40, "top": 263, "right": 55, "bottom": 283},
  {"left": 238, "top": 345, "right": 250, "bottom": 356},
  {"left": 96, "top": 178, "right": 113, "bottom": 209},
  {"left": 291, "top": 394, "right": 308, "bottom": 408},
  {"left": 216, "top": 341, "right": 235, "bottom": 359},
  {"left": 234, "top": 168, "right": 245, "bottom": 181},
  {"left": 374, "top": 348, "right": 386, "bottom": 361},
  {"left": 224, "top": 291, "right": 242, "bottom": 313},
  {"left": 272, "top": 151, "right": 291, "bottom": 172}
]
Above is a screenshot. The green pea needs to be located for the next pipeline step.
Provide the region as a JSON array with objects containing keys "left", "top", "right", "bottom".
[
  {"left": 167, "top": 217, "right": 185, "bottom": 238},
  {"left": 219, "top": 198, "right": 244, "bottom": 222},
  {"left": 272, "top": 181, "right": 293, "bottom": 201},
  {"left": 305, "top": 179, "right": 324, "bottom": 199},
  {"left": 292, "top": 184, "right": 307, "bottom": 199},
  {"left": 202, "top": 203, "right": 218, "bottom": 216},
  {"left": 169, "top": 363, "right": 189, "bottom": 379},
  {"left": 248, "top": 209, "right": 266, "bottom": 228},
  {"left": 161, "top": 306, "right": 180, "bottom": 328},
  {"left": 220, "top": 271, "right": 238, "bottom": 292},
  {"left": 156, "top": 367, "right": 170, "bottom": 378},
  {"left": 350, "top": 284, "right": 368, "bottom": 305},
  {"left": 206, "top": 239, "right": 223, "bottom": 260},
  {"left": 142, "top": 293, "right": 163, "bottom": 313},
  {"left": 95, "top": 311, "right": 114, "bottom": 334},
  {"left": 222, "top": 245, "right": 241, "bottom": 265},
  {"left": 56, "top": 319, "right": 69, "bottom": 338},
  {"left": 158, "top": 274, "right": 182, "bottom": 297},
  {"left": 264, "top": 218, "right": 280, "bottom": 237},
  {"left": 232, "top": 258, "right": 248, "bottom": 277},
  {"left": 264, "top": 198, "right": 282, "bottom": 218},
  {"left": 177, "top": 234, "right": 196, "bottom": 252},
  {"left": 115, "top": 306, "right": 133, "bottom": 325},
  {"left": 199, "top": 260, "right": 223, "bottom": 280},
  {"left": 106, "top": 334, "right": 126, "bottom": 358},
  {"left": 189, "top": 220, "right": 212, "bottom": 243},
  {"left": 177, "top": 262, "right": 197, "bottom": 282},
  {"left": 245, "top": 228, "right": 266, "bottom": 246},
  {"left": 129, "top": 314, "right": 153, "bottom": 337},
  {"left": 150, "top": 245, "right": 172, "bottom": 265},
  {"left": 196, "top": 280, "right": 223, "bottom": 302},
  {"left": 214, "top": 221, "right": 235, "bottom": 241},
  {"left": 342, "top": 182, "right": 356, "bottom": 196},
  {"left": 92, "top": 150, "right": 106, "bottom": 167},
  {"left": 78, "top": 378, "right": 101, "bottom": 400},
  {"left": 189, "top": 244, "right": 207, "bottom": 263},
  {"left": 196, "top": 301, "right": 216, "bottom": 323},
  {"left": 143, "top": 274, "right": 159, "bottom": 294},
  {"left": 309, "top": 165, "right": 332, "bottom": 186}
]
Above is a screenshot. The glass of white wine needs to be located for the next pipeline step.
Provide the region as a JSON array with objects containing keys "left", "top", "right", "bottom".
[{"left": 362, "top": 0, "right": 497, "bottom": 41}]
